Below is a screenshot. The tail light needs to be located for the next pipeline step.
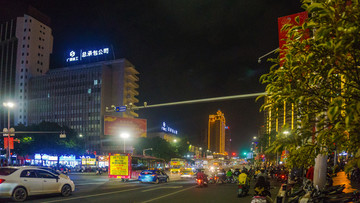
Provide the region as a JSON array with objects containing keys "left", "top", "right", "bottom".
[
  {"left": 0, "top": 179, "right": 5, "bottom": 184},
  {"left": 238, "top": 185, "right": 243, "bottom": 189},
  {"left": 197, "top": 179, "right": 201, "bottom": 183},
  {"left": 281, "top": 175, "right": 285, "bottom": 178},
  {"left": 151, "top": 174, "right": 155, "bottom": 176}
]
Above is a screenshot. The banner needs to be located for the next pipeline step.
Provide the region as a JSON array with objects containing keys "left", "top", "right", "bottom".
[
  {"left": 104, "top": 116, "right": 147, "bottom": 138},
  {"left": 81, "top": 158, "right": 96, "bottom": 165},
  {"left": 109, "top": 155, "right": 130, "bottom": 176},
  {"left": 4, "top": 137, "right": 14, "bottom": 149},
  {"left": 278, "top": 11, "right": 308, "bottom": 65}
]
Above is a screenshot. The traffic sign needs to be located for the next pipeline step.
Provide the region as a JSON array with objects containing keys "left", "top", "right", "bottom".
[{"left": 115, "top": 106, "right": 127, "bottom": 112}]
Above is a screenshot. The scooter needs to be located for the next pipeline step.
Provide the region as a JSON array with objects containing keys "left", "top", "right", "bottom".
[{"left": 196, "top": 178, "right": 208, "bottom": 187}]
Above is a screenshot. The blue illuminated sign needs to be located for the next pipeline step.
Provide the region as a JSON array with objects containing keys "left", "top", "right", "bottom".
[
  {"left": 115, "top": 106, "right": 127, "bottom": 112},
  {"left": 161, "top": 122, "right": 178, "bottom": 135},
  {"left": 66, "top": 47, "right": 110, "bottom": 63}
]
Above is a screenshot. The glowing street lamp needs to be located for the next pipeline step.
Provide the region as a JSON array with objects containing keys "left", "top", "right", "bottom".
[
  {"left": 3, "top": 102, "right": 15, "bottom": 165},
  {"left": 79, "top": 134, "right": 83, "bottom": 138},
  {"left": 173, "top": 139, "right": 177, "bottom": 143},
  {"left": 253, "top": 136, "right": 257, "bottom": 140},
  {"left": 283, "top": 131, "right": 289, "bottom": 135},
  {"left": 120, "top": 132, "right": 130, "bottom": 153}
]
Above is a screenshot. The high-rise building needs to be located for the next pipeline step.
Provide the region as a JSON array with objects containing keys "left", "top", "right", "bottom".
[
  {"left": 208, "top": 110, "right": 226, "bottom": 154},
  {"left": 28, "top": 58, "right": 139, "bottom": 153},
  {"left": 0, "top": 6, "right": 53, "bottom": 129}
]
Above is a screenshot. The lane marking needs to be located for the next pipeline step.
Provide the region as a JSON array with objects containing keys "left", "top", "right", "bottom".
[
  {"left": 140, "top": 185, "right": 197, "bottom": 203},
  {"left": 141, "top": 186, "right": 183, "bottom": 192},
  {"left": 76, "top": 182, "right": 106, "bottom": 186},
  {"left": 40, "top": 185, "right": 141, "bottom": 203}
]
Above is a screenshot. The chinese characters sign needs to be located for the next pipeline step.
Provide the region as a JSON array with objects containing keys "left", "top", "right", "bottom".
[
  {"left": 66, "top": 47, "right": 111, "bottom": 63},
  {"left": 161, "top": 122, "right": 178, "bottom": 135},
  {"left": 109, "top": 155, "right": 129, "bottom": 176}
]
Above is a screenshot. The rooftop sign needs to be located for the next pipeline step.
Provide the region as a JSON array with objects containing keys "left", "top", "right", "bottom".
[
  {"left": 161, "top": 122, "right": 178, "bottom": 135},
  {"left": 66, "top": 47, "right": 112, "bottom": 64}
]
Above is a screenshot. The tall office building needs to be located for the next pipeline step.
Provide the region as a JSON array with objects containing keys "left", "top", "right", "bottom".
[
  {"left": 0, "top": 6, "right": 53, "bottom": 129},
  {"left": 208, "top": 110, "right": 226, "bottom": 154},
  {"left": 28, "top": 58, "right": 139, "bottom": 153}
]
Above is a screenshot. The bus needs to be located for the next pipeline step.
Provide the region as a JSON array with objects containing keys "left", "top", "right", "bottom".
[
  {"left": 170, "top": 158, "right": 186, "bottom": 173},
  {"left": 109, "top": 154, "right": 166, "bottom": 181}
]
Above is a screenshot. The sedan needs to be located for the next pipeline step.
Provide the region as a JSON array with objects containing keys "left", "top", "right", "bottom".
[
  {"left": 0, "top": 166, "right": 75, "bottom": 202},
  {"left": 138, "top": 170, "right": 169, "bottom": 183}
]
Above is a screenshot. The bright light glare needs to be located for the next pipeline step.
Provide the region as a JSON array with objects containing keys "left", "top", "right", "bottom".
[
  {"left": 199, "top": 147, "right": 202, "bottom": 150},
  {"left": 120, "top": 132, "right": 130, "bottom": 139},
  {"left": 253, "top": 136, "right": 257, "bottom": 139},
  {"left": 283, "top": 131, "right": 289, "bottom": 135},
  {"left": 173, "top": 139, "right": 177, "bottom": 143},
  {"left": 3, "top": 102, "right": 15, "bottom": 108},
  {"left": 79, "top": 134, "right": 83, "bottom": 138}
]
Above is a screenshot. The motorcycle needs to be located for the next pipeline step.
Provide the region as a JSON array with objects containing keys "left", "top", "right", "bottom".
[{"left": 196, "top": 178, "right": 208, "bottom": 187}]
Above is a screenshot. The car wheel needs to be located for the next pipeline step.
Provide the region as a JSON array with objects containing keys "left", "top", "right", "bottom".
[
  {"left": 12, "top": 187, "right": 27, "bottom": 202},
  {"left": 155, "top": 178, "right": 159, "bottom": 184},
  {"left": 61, "top": 184, "right": 72, "bottom": 197}
]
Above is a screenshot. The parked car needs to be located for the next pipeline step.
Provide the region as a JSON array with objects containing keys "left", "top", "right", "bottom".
[
  {"left": 138, "top": 170, "right": 169, "bottom": 183},
  {"left": 0, "top": 166, "right": 75, "bottom": 202}
]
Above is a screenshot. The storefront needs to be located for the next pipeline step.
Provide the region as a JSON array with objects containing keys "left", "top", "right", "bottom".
[
  {"left": 59, "top": 155, "right": 78, "bottom": 167},
  {"left": 98, "top": 156, "right": 109, "bottom": 167}
]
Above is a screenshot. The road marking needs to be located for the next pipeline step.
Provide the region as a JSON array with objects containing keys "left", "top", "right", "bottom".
[
  {"left": 40, "top": 185, "right": 140, "bottom": 203},
  {"left": 76, "top": 182, "right": 107, "bottom": 186},
  {"left": 141, "top": 186, "right": 183, "bottom": 192},
  {"left": 140, "top": 185, "right": 197, "bottom": 203}
]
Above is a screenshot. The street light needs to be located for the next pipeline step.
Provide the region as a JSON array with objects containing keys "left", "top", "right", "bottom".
[
  {"left": 283, "top": 131, "right": 289, "bottom": 135},
  {"left": 253, "top": 136, "right": 257, "bottom": 140},
  {"left": 120, "top": 132, "right": 130, "bottom": 153},
  {"left": 173, "top": 139, "right": 177, "bottom": 143},
  {"left": 79, "top": 134, "right": 83, "bottom": 138},
  {"left": 3, "top": 102, "right": 15, "bottom": 165}
]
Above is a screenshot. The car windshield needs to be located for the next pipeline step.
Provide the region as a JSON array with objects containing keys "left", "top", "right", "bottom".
[
  {"left": 0, "top": 168, "right": 18, "bottom": 176},
  {"left": 140, "top": 170, "right": 155, "bottom": 175}
]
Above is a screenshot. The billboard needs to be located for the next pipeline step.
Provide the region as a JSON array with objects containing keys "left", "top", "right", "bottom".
[
  {"left": 109, "top": 154, "right": 131, "bottom": 178},
  {"left": 104, "top": 116, "right": 147, "bottom": 137},
  {"left": 278, "top": 11, "right": 308, "bottom": 65}
]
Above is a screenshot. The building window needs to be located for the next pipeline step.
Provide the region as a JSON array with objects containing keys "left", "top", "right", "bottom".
[
  {"left": 25, "top": 19, "right": 27, "bottom": 23},
  {"left": 28, "top": 36, "right": 30, "bottom": 40},
  {"left": 94, "top": 80, "right": 98, "bottom": 85},
  {"left": 23, "top": 36, "right": 25, "bottom": 40},
  {"left": 29, "top": 28, "right": 31, "bottom": 31},
  {"left": 20, "top": 83, "right": 23, "bottom": 86},
  {"left": 20, "top": 89, "right": 22, "bottom": 93},
  {"left": 21, "top": 69, "right": 23, "bottom": 72},
  {"left": 29, "top": 19, "right": 32, "bottom": 22},
  {"left": 20, "top": 116, "right": 22, "bottom": 119},
  {"left": 22, "top": 53, "right": 24, "bottom": 56},
  {"left": 20, "top": 76, "right": 23, "bottom": 79},
  {"left": 47, "top": 93, "right": 50, "bottom": 98},
  {"left": 22, "top": 44, "right": 25, "bottom": 48},
  {"left": 26, "top": 61, "right": 28, "bottom": 64},
  {"left": 25, "top": 69, "right": 28, "bottom": 72},
  {"left": 27, "top": 53, "right": 29, "bottom": 56},
  {"left": 27, "top": 44, "right": 29, "bottom": 48},
  {"left": 88, "top": 89, "right": 91, "bottom": 94},
  {"left": 24, "top": 28, "right": 26, "bottom": 32},
  {"left": 21, "top": 61, "right": 24, "bottom": 64}
]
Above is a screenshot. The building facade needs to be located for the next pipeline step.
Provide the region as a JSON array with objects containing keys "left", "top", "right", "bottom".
[
  {"left": 0, "top": 6, "right": 53, "bottom": 129},
  {"left": 225, "top": 126, "right": 231, "bottom": 154},
  {"left": 28, "top": 59, "right": 139, "bottom": 153},
  {"left": 208, "top": 110, "right": 226, "bottom": 154}
]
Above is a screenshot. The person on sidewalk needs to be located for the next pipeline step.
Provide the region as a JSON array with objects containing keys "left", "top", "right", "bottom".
[{"left": 306, "top": 165, "right": 314, "bottom": 181}]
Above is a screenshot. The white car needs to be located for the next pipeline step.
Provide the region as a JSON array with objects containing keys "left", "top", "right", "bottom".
[{"left": 0, "top": 166, "right": 75, "bottom": 202}]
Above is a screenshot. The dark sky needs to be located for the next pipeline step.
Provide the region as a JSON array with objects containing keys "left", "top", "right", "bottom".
[{"left": 2, "top": 0, "right": 303, "bottom": 154}]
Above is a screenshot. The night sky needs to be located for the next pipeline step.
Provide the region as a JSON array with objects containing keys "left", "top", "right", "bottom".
[{"left": 2, "top": 0, "right": 303, "bottom": 154}]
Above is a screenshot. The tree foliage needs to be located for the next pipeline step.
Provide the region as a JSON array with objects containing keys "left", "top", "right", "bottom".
[
  {"left": 259, "top": 0, "right": 360, "bottom": 167},
  {"left": 133, "top": 137, "right": 190, "bottom": 161},
  {"left": 11, "top": 121, "right": 84, "bottom": 156}
]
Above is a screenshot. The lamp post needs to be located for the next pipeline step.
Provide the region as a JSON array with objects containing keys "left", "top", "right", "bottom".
[
  {"left": 120, "top": 132, "right": 130, "bottom": 153},
  {"left": 3, "top": 102, "right": 15, "bottom": 165}
]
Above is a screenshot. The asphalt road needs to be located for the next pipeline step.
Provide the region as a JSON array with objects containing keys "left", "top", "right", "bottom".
[{"left": 1, "top": 173, "right": 282, "bottom": 203}]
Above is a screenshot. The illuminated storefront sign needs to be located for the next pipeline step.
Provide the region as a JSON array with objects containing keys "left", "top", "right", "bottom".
[
  {"left": 161, "top": 122, "right": 178, "bottom": 135},
  {"left": 66, "top": 47, "right": 110, "bottom": 63}
]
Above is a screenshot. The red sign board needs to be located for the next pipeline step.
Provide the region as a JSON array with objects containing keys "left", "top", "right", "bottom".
[
  {"left": 4, "top": 137, "right": 14, "bottom": 149},
  {"left": 278, "top": 11, "right": 308, "bottom": 65},
  {"left": 104, "top": 116, "right": 147, "bottom": 137}
]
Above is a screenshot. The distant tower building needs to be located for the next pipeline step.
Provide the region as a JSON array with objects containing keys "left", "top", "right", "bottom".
[
  {"left": 0, "top": 5, "right": 53, "bottom": 129},
  {"left": 225, "top": 126, "right": 231, "bottom": 154},
  {"left": 208, "top": 110, "right": 226, "bottom": 154}
]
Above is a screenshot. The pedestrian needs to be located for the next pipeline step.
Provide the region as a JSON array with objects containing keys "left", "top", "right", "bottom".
[{"left": 306, "top": 165, "right": 314, "bottom": 181}]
